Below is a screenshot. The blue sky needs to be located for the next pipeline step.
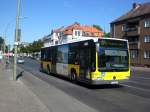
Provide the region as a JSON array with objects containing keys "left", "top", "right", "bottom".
[{"left": 0, "top": 0, "right": 149, "bottom": 47}]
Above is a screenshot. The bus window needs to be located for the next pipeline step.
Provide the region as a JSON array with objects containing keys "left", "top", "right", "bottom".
[
  {"left": 57, "top": 45, "right": 68, "bottom": 64},
  {"left": 98, "top": 40, "right": 129, "bottom": 71},
  {"left": 69, "top": 43, "right": 79, "bottom": 64}
]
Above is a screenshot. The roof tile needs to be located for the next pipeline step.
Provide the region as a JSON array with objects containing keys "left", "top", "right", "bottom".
[{"left": 111, "top": 2, "right": 150, "bottom": 23}]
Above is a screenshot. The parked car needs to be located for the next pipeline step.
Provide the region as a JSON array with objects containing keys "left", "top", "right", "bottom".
[{"left": 17, "top": 57, "right": 25, "bottom": 64}]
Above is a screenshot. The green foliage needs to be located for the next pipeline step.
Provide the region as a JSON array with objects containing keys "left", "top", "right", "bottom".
[
  {"left": 5, "top": 45, "right": 8, "bottom": 53},
  {"left": 0, "top": 36, "right": 4, "bottom": 44},
  {"left": 103, "top": 32, "right": 110, "bottom": 37},
  {"left": 0, "top": 36, "right": 4, "bottom": 50},
  {"left": 19, "top": 39, "right": 44, "bottom": 53},
  {"left": 12, "top": 48, "right": 14, "bottom": 53},
  {"left": 92, "top": 25, "right": 103, "bottom": 31},
  {"left": 0, "top": 37, "right": 8, "bottom": 52}
]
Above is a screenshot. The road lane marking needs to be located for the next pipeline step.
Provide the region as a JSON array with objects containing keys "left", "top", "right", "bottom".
[
  {"left": 127, "top": 80, "right": 150, "bottom": 87},
  {"left": 121, "top": 84, "right": 150, "bottom": 93}
]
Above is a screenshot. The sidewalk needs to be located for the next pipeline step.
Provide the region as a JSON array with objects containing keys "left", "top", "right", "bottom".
[
  {"left": 0, "top": 62, "right": 98, "bottom": 112},
  {"left": 131, "top": 66, "right": 150, "bottom": 72},
  {"left": 17, "top": 66, "right": 98, "bottom": 112},
  {"left": 0, "top": 62, "right": 49, "bottom": 112}
]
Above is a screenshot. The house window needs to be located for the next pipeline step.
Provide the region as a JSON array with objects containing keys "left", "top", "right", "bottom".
[
  {"left": 144, "top": 20, "right": 150, "bottom": 28},
  {"left": 74, "top": 30, "right": 81, "bottom": 36},
  {"left": 144, "top": 35, "right": 150, "bottom": 42},
  {"left": 130, "top": 50, "right": 138, "bottom": 59},
  {"left": 82, "top": 32, "right": 85, "bottom": 36},
  {"left": 55, "top": 41, "right": 58, "bottom": 45},
  {"left": 75, "top": 31, "right": 78, "bottom": 36},
  {"left": 78, "top": 31, "right": 80, "bottom": 36},
  {"left": 144, "top": 51, "right": 150, "bottom": 59},
  {"left": 122, "top": 24, "right": 127, "bottom": 31}
]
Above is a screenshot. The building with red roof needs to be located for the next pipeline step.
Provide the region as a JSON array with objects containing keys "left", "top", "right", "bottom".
[{"left": 42, "top": 22, "right": 104, "bottom": 46}]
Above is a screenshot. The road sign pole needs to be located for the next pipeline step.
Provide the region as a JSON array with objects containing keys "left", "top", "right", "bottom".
[{"left": 13, "top": 0, "right": 20, "bottom": 80}]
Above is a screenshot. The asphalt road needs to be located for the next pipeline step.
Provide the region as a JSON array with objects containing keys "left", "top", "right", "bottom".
[{"left": 18, "top": 58, "right": 150, "bottom": 112}]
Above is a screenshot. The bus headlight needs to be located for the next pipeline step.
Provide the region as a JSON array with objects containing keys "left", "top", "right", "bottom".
[{"left": 93, "top": 77, "right": 103, "bottom": 80}]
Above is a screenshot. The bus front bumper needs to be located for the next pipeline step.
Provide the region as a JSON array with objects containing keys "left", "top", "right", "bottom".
[{"left": 90, "top": 79, "right": 129, "bottom": 85}]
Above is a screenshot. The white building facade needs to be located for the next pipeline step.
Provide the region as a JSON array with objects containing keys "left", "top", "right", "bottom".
[{"left": 42, "top": 23, "right": 103, "bottom": 47}]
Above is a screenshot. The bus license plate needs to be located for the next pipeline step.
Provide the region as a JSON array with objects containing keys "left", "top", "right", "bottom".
[{"left": 111, "top": 81, "right": 118, "bottom": 84}]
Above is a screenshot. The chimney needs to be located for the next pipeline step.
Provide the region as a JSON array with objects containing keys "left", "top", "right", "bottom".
[{"left": 133, "top": 3, "right": 141, "bottom": 9}]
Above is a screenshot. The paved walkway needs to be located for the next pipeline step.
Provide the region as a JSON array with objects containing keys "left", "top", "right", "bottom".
[
  {"left": 0, "top": 61, "right": 98, "bottom": 112},
  {"left": 131, "top": 66, "right": 150, "bottom": 72},
  {"left": 0, "top": 62, "right": 49, "bottom": 112}
]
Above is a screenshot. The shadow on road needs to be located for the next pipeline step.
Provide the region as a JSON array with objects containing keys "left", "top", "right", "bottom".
[
  {"left": 16, "top": 71, "right": 24, "bottom": 80},
  {"left": 40, "top": 70, "right": 123, "bottom": 90},
  {"left": 75, "top": 81, "right": 123, "bottom": 89}
]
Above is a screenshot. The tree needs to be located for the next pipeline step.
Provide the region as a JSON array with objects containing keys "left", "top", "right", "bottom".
[
  {"left": 0, "top": 37, "right": 4, "bottom": 44},
  {"left": 19, "top": 45, "right": 27, "bottom": 53},
  {"left": 0, "top": 37, "right": 4, "bottom": 50},
  {"left": 19, "top": 39, "right": 43, "bottom": 53},
  {"left": 104, "top": 32, "right": 110, "bottom": 37},
  {"left": 0, "top": 37, "right": 8, "bottom": 52},
  {"left": 11, "top": 48, "right": 15, "bottom": 53},
  {"left": 93, "top": 25, "right": 103, "bottom": 31},
  {"left": 5, "top": 45, "right": 8, "bottom": 53}
]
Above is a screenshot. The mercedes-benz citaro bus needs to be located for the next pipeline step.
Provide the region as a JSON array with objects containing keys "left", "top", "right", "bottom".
[{"left": 40, "top": 37, "right": 130, "bottom": 85}]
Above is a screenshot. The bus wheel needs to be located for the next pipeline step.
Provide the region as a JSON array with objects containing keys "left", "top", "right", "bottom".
[{"left": 70, "top": 72, "right": 77, "bottom": 83}]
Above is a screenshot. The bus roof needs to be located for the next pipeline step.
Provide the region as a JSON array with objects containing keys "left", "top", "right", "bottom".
[
  {"left": 99, "top": 37, "right": 128, "bottom": 42},
  {"left": 42, "top": 37, "right": 128, "bottom": 48},
  {"left": 62, "top": 37, "right": 127, "bottom": 43}
]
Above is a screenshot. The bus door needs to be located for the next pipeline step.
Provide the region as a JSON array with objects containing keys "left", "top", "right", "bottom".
[
  {"left": 51, "top": 47, "right": 57, "bottom": 74},
  {"left": 79, "top": 41, "right": 91, "bottom": 81}
]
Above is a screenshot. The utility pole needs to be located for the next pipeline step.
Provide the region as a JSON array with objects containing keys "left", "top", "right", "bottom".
[{"left": 13, "top": 0, "right": 21, "bottom": 80}]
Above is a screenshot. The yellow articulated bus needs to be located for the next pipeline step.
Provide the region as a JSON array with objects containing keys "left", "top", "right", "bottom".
[{"left": 40, "top": 37, "right": 130, "bottom": 85}]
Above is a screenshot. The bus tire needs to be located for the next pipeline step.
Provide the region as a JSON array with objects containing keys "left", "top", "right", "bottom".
[{"left": 70, "top": 71, "right": 77, "bottom": 83}]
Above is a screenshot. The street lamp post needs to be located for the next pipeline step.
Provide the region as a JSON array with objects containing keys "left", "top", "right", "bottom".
[{"left": 13, "top": 0, "right": 21, "bottom": 80}]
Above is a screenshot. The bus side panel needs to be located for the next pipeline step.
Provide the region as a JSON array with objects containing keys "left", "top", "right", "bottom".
[
  {"left": 56, "top": 63, "right": 68, "bottom": 76},
  {"left": 55, "top": 45, "right": 69, "bottom": 76},
  {"left": 51, "top": 63, "right": 56, "bottom": 74},
  {"left": 42, "top": 61, "right": 51, "bottom": 72}
]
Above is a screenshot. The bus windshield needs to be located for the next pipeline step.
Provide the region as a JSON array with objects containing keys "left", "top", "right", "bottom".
[{"left": 98, "top": 39, "right": 129, "bottom": 71}]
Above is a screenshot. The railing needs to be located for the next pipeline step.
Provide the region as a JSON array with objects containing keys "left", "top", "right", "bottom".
[
  {"left": 129, "top": 41, "right": 140, "bottom": 49},
  {"left": 123, "top": 26, "right": 140, "bottom": 35}
]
